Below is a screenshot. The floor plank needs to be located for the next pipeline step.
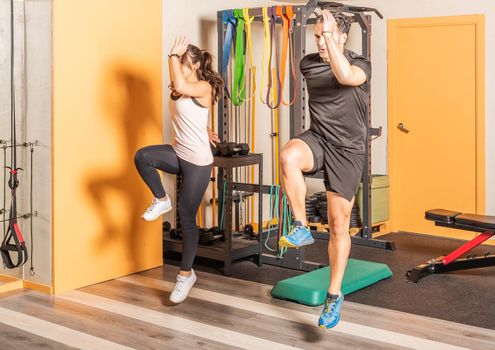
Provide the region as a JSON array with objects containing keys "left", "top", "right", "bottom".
[
  {"left": 139, "top": 266, "right": 495, "bottom": 349},
  {"left": 80, "top": 280, "right": 391, "bottom": 350},
  {"left": 0, "top": 291, "right": 235, "bottom": 350},
  {"left": 0, "top": 264, "right": 492, "bottom": 350},
  {"left": 0, "top": 302, "right": 133, "bottom": 350},
  {"left": 0, "top": 322, "right": 76, "bottom": 350}
]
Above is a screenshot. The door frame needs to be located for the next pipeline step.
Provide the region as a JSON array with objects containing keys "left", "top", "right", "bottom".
[{"left": 387, "top": 15, "right": 486, "bottom": 233}]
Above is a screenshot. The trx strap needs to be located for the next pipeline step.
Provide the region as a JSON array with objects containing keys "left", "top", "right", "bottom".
[
  {"left": 1, "top": 0, "right": 28, "bottom": 268},
  {"left": 1, "top": 203, "right": 28, "bottom": 268},
  {"left": 278, "top": 6, "right": 297, "bottom": 106},
  {"left": 232, "top": 9, "right": 246, "bottom": 106},
  {"left": 265, "top": 6, "right": 282, "bottom": 109},
  {"left": 260, "top": 7, "right": 271, "bottom": 104},
  {"left": 221, "top": 10, "right": 237, "bottom": 99}
]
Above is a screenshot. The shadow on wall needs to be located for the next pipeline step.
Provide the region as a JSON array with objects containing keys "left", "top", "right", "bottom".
[
  {"left": 86, "top": 65, "right": 161, "bottom": 271},
  {"left": 199, "top": 18, "right": 216, "bottom": 52}
]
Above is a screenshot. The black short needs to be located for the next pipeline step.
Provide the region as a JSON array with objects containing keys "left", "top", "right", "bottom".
[{"left": 296, "top": 130, "right": 365, "bottom": 202}]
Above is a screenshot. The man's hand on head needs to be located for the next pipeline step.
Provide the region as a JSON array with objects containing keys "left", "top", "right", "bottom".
[{"left": 322, "top": 10, "right": 338, "bottom": 34}]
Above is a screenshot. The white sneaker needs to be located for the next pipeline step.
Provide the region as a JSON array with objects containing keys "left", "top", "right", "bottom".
[
  {"left": 141, "top": 197, "right": 172, "bottom": 221},
  {"left": 169, "top": 269, "right": 197, "bottom": 303}
]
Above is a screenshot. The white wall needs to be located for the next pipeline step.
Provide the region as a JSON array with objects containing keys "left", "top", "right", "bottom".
[
  {"left": 163, "top": 0, "right": 495, "bottom": 229},
  {"left": 0, "top": 0, "right": 52, "bottom": 284}
]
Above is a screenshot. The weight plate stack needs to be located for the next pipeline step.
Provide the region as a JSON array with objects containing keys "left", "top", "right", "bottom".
[
  {"left": 305, "top": 195, "right": 318, "bottom": 220},
  {"left": 317, "top": 194, "right": 328, "bottom": 225},
  {"left": 308, "top": 215, "right": 321, "bottom": 223},
  {"left": 350, "top": 201, "right": 362, "bottom": 228}
]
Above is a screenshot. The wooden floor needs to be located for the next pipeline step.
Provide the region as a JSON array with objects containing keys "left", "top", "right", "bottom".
[{"left": 0, "top": 266, "right": 494, "bottom": 350}]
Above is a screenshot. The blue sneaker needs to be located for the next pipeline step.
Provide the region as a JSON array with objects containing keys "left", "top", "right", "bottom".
[
  {"left": 278, "top": 222, "right": 315, "bottom": 248},
  {"left": 319, "top": 293, "right": 344, "bottom": 329}
]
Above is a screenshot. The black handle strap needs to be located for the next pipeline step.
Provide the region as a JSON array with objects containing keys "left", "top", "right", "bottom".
[{"left": 1, "top": 210, "right": 28, "bottom": 268}]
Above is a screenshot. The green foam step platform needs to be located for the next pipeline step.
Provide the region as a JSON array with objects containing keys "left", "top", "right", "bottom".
[{"left": 271, "top": 258, "right": 392, "bottom": 306}]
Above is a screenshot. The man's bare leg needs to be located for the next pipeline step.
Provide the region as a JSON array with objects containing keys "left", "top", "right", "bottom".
[
  {"left": 327, "top": 192, "right": 354, "bottom": 295},
  {"left": 280, "top": 139, "right": 314, "bottom": 225}
]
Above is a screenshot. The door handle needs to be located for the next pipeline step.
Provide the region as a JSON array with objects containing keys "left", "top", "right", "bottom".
[{"left": 397, "top": 123, "right": 410, "bottom": 133}]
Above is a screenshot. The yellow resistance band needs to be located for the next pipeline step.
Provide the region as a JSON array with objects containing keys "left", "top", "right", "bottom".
[
  {"left": 260, "top": 7, "right": 271, "bottom": 105},
  {"left": 241, "top": 8, "right": 257, "bottom": 224},
  {"left": 241, "top": 8, "right": 256, "bottom": 102}
]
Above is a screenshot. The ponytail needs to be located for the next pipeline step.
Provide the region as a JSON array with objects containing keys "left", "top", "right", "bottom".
[
  {"left": 184, "top": 44, "right": 224, "bottom": 104},
  {"left": 199, "top": 50, "right": 223, "bottom": 103}
]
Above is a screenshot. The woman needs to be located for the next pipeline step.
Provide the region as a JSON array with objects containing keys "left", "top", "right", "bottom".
[{"left": 134, "top": 36, "right": 222, "bottom": 303}]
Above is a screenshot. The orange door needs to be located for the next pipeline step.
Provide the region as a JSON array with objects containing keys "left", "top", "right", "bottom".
[{"left": 388, "top": 15, "right": 485, "bottom": 240}]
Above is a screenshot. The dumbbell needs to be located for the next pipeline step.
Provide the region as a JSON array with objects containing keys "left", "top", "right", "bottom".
[
  {"left": 243, "top": 224, "right": 258, "bottom": 240},
  {"left": 199, "top": 226, "right": 225, "bottom": 246},
  {"left": 209, "top": 226, "right": 225, "bottom": 241},
  {"left": 211, "top": 142, "right": 222, "bottom": 156},
  {"left": 162, "top": 221, "right": 172, "bottom": 233},
  {"left": 218, "top": 142, "right": 250, "bottom": 157},
  {"left": 211, "top": 141, "right": 229, "bottom": 157},
  {"left": 163, "top": 221, "right": 183, "bottom": 240}
]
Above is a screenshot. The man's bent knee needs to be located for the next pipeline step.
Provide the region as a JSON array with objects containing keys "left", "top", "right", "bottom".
[{"left": 281, "top": 140, "right": 313, "bottom": 172}]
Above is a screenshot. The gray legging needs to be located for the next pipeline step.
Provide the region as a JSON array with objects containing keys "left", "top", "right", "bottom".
[{"left": 134, "top": 144, "right": 212, "bottom": 271}]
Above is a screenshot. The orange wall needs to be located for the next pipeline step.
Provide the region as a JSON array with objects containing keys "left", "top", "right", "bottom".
[{"left": 52, "top": 0, "right": 163, "bottom": 293}]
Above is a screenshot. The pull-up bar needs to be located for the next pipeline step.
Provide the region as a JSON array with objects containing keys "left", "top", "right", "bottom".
[{"left": 219, "top": 1, "right": 382, "bottom": 23}]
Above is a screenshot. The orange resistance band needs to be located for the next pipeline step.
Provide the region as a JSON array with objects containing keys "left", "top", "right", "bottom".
[
  {"left": 282, "top": 6, "right": 297, "bottom": 105},
  {"left": 275, "top": 6, "right": 297, "bottom": 106}
]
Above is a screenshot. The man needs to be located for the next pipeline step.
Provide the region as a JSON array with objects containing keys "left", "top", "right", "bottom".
[{"left": 279, "top": 10, "right": 371, "bottom": 329}]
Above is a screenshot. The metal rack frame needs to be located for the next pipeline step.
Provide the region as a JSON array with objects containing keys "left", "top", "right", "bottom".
[
  {"left": 165, "top": 154, "right": 263, "bottom": 276},
  {"left": 216, "top": 0, "right": 395, "bottom": 269}
]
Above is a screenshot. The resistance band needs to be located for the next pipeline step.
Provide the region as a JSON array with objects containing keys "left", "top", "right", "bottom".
[
  {"left": 265, "top": 185, "right": 280, "bottom": 252},
  {"left": 266, "top": 185, "right": 291, "bottom": 257},
  {"left": 240, "top": 8, "right": 257, "bottom": 224},
  {"left": 221, "top": 10, "right": 237, "bottom": 99},
  {"left": 265, "top": 6, "right": 282, "bottom": 109},
  {"left": 279, "top": 6, "right": 297, "bottom": 106},
  {"left": 260, "top": 7, "right": 271, "bottom": 104},
  {"left": 232, "top": 9, "right": 246, "bottom": 106},
  {"left": 242, "top": 8, "right": 256, "bottom": 102}
]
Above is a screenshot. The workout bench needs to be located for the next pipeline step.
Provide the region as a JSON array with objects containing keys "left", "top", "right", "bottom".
[{"left": 406, "top": 209, "right": 495, "bottom": 282}]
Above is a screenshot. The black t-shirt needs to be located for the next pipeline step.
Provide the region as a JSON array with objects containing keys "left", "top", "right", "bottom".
[{"left": 300, "top": 49, "right": 371, "bottom": 154}]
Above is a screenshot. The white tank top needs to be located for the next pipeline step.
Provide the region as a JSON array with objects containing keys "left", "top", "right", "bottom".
[{"left": 169, "top": 95, "right": 213, "bottom": 166}]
